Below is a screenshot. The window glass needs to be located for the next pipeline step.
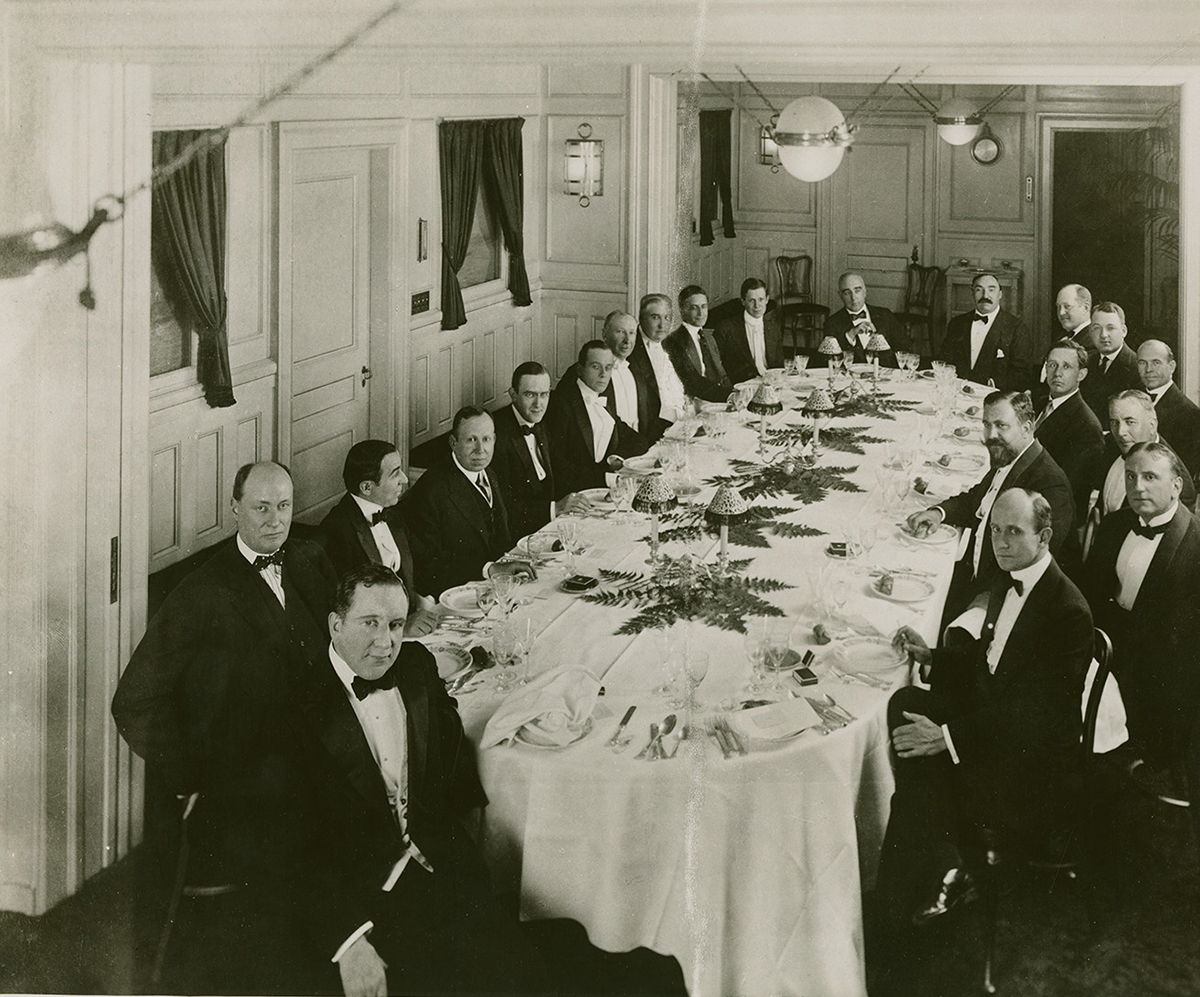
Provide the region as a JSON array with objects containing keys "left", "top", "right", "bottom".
[{"left": 457, "top": 184, "right": 501, "bottom": 289}]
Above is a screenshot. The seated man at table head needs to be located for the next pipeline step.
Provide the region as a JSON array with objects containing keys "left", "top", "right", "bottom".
[
  {"left": 820, "top": 271, "right": 905, "bottom": 367},
  {"left": 905, "top": 389, "right": 1075, "bottom": 619},
  {"left": 662, "top": 284, "right": 734, "bottom": 402},
  {"left": 277, "top": 563, "right": 546, "bottom": 997},
  {"left": 319, "top": 440, "right": 438, "bottom": 636},
  {"left": 543, "top": 340, "right": 650, "bottom": 498},
  {"left": 937, "top": 272, "right": 1033, "bottom": 391},
  {"left": 713, "top": 277, "right": 783, "bottom": 384},
  {"left": 1136, "top": 339, "right": 1200, "bottom": 488},
  {"left": 1079, "top": 442, "right": 1200, "bottom": 833},
  {"left": 491, "top": 361, "right": 594, "bottom": 538},
  {"left": 635, "top": 292, "right": 689, "bottom": 430},
  {"left": 1034, "top": 339, "right": 1104, "bottom": 523},
  {"left": 402, "top": 406, "right": 510, "bottom": 598},
  {"left": 873, "top": 489, "right": 1091, "bottom": 942},
  {"left": 1081, "top": 301, "right": 1140, "bottom": 422}
]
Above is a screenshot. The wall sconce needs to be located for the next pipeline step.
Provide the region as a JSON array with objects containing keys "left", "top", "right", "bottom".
[
  {"left": 758, "top": 124, "right": 780, "bottom": 172},
  {"left": 564, "top": 123, "right": 603, "bottom": 207}
]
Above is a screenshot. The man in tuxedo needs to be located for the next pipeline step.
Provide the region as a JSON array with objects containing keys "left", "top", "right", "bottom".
[
  {"left": 906, "top": 390, "right": 1074, "bottom": 620},
  {"left": 280, "top": 564, "right": 546, "bottom": 996},
  {"left": 112, "top": 461, "right": 338, "bottom": 991},
  {"left": 818, "top": 271, "right": 905, "bottom": 367},
  {"left": 1136, "top": 339, "right": 1200, "bottom": 486},
  {"left": 662, "top": 284, "right": 733, "bottom": 402},
  {"left": 601, "top": 309, "right": 661, "bottom": 438},
  {"left": 403, "top": 407, "right": 510, "bottom": 598},
  {"left": 319, "top": 441, "right": 436, "bottom": 636},
  {"left": 937, "top": 273, "right": 1033, "bottom": 390},
  {"left": 1081, "top": 301, "right": 1140, "bottom": 423},
  {"left": 713, "top": 277, "right": 783, "bottom": 384},
  {"left": 543, "top": 340, "right": 650, "bottom": 497},
  {"left": 1034, "top": 339, "right": 1104, "bottom": 524},
  {"left": 874, "top": 489, "right": 1092, "bottom": 941},
  {"left": 1082, "top": 442, "right": 1200, "bottom": 840},
  {"left": 491, "top": 361, "right": 593, "bottom": 539},
  {"left": 1055, "top": 283, "right": 1095, "bottom": 351},
  {"left": 634, "top": 293, "right": 689, "bottom": 431}
]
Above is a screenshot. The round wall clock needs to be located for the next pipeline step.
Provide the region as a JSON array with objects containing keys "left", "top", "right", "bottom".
[{"left": 970, "top": 133, "right": 1002, "bottom": 165}]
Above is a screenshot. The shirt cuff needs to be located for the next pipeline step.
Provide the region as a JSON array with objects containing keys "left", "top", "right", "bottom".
[
  {"left": 941, "top": 724, "right": 961, "bottom": 764},
  {"left": 604, "top": 471, "right": 618, "bottom": 490},
  {"left": 332, "top": 922, "right": 374, "bottom": 963}
]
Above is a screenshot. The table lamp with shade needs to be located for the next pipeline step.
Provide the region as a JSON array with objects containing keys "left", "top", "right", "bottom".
[
  {"left": 705, "top": 484, "right": 750, "bottom": 576},
  {"left": 747, "top": 383, "right": 784, "bottom": 457},
  {"left": 633, "top": 475, "right": 677, "bottom": 565},
  {"left": 803, "top": 386, "right": 834, "bottom": 448},
  {"left": 865, "top": 332, "right": 890, "bottom": 390},
  {"left": 818, "top": 335, "right": 843, "bottom": 385}
]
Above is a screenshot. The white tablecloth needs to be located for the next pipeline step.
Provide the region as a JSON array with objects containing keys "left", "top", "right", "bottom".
[{"left": 441, "top": 370, "right": 989, "bottom": 997}]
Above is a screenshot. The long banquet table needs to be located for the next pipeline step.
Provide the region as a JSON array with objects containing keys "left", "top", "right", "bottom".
[{"left": 426, "top": 368, "right": 990, "bottom": 997}]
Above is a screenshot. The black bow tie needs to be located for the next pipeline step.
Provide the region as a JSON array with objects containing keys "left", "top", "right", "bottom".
[
  {"left": 1132, "top": 520, "right": 1169, "bottom": 540},
  {"left": 997, "top": 572, "right": 1024, "bottom": 597},
  {"left": 253, "top": 548, "right": 285, "bottom": 570},
  {"left": 351, "top": 668, "right": 398, "bottom": 701},
  {"left": 371, "top": 509, "right": 389, "bottom": 526},
  {"left": 849, "top": 310, "right": 866, "bottom": 319},
  {"left": 519, "top": 424, "right": 536, "bottom": 436},
  {"left": 973, "top": 312, "right": 989, "bottom": 322}
]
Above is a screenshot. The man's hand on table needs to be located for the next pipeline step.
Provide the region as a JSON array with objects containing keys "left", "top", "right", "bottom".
[
  {"left": 892, "top": 626, "right": 932, "bottom": 669},
  {"left": 405, "top": 608, "right": 439, "bottom": 638},
  {"left": 905, "top": 507, "right": 944, "bottom": 538},
  {"left": 892, "top": 711, "right": 947, "bottom": 758},
  {"left": 556, "top": 492, "right": 594, "bottom": 517},
  {"left": 338, "top": 936, "right": 387, "bottom": 997}
]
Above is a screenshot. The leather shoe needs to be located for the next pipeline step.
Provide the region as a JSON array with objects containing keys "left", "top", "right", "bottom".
[{"left": 911, "top": 867, "right": 977, "bottom": 926}]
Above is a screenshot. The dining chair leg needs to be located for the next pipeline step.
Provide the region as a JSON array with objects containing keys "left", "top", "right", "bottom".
[{"left": 981, "top": 843, "right": 1001, "bottom": 994}]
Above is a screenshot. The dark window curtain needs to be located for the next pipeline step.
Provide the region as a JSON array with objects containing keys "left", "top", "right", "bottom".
[
  {"left": 151, "top": 130, "right": 235, "bottom": 407},
  {"left": 698, "top": 109, "right": 736, "bottom": 247},
  {"left": 439, "top": 120, "right": 486, "bottom": 330},
  {"left": 482, "top": 118, "right": 532, "bottom": 306}
]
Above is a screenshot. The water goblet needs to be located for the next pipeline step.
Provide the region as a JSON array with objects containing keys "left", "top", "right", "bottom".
[
  {"left": 513, "top": 616, "right": 536, "bottom": 685},
  {"left": 743, "top": 622, "right": 769, "bottom": 693},
  {"left": 765, "top": 633, "right": 791, "bottom": 698},
  {"left": 611, "top": 474, "right": 638, "bottom": 523},
  {"left": 556, "top": 518, "right": 581, "bottom": 573},
  {"left": 490, "top": 571, "right": 518, "bottom": 617},
  {"left": 475, "top": 581, "right": 497, "bottom": 617},
  {"left": 491, "top": 622, "right": 519, "bottom": 692},
  {"left": 684, "top": 650, "right": 710, "bottom": 720}
]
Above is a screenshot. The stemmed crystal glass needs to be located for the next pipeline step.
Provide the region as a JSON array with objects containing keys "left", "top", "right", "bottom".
[
  {"left": 743, "top": 618, "right": 770, "bottom": 694},
  {"left": 684, "top": 650, "right": 710, "bottom": 722},
  {"left": 765, "top": 632, "right": 791, "bottom": 698},
  {"left": 491, "top": 621, "right": 519, "bottom": 692},
  {"left": 610, "top": 474, "right": 638, "bottom": 523},
  {"left": 490, "top": 571, "right": 518, "bottom": 617},
  {"left": 556, "top": 517, "right": 582, "bottom": 573},
  {"left": 475, "top": 581, "right": 497, "bottom": 617},
  {"left": 512, "top": 616, "right": 536, "bottom": 686}
]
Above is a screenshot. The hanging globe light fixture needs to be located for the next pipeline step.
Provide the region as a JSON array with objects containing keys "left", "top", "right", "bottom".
[
  {"left": 933, "top": 97, "right": 983, "bottom": 146},
  {"left": 772, "top": 96, "right": 855, "bottom": 183}
]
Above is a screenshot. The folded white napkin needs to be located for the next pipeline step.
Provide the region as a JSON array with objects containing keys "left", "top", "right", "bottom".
[
  {"left": 480, "top": 668, "right": 602, "bottom": 748},
  {"left": 1083, "top": 660, "right": 1129, "bottom": 754},
  {"left": 728, "top": 697, "right": 823, "bottom": 741}
]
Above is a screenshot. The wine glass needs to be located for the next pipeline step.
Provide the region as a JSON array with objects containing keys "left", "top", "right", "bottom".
[
  {"left": 611, "top": 474, "right": 638, "bottom": 522},
  {"left": 743, "top": 619, "right": 769, "bottom": 693},
  {"left": 556, "top": 517, "right": 581, "bottom": 573},
  {"left": 765, "top": 633, "right": 791, "bottom": 698},
  {"left": 684, "top": 650, "right": 710, "bottom": 718},
  {"left": 490, "top": 571, "right": 518, "bottom": 617},
  {"left": 513, "top": 616, "right": 536, "bottom": 686},
  {"left": 491, "top": 621, "right": 519, "bottom": 692},
  {"left": 475, "top": 581, "right": 497, "bottom": 617},
  {"left": 826, "top": 565, "right": 850, "bottom": 623}
]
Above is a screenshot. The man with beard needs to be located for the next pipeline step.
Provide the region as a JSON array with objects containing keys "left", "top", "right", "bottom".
[
  {"left": 937, "top": 273, "right": 1033, "bottom": 390},
  {"left": 906, "top": 390, "right": 1074, "bottom": 619}
]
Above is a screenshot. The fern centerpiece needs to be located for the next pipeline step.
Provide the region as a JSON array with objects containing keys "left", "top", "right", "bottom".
[
  {"left": 709, "top": 457, "right": 863, "bottom": 505},
  {"left": 580, "top": 553, "right": 790, "bottom": 634},
  {"left": 644, "top": 501, "right": 824, "bottom": 548},
  {"left": 766, "top": 422, "right": 888, "bottom": 456}
]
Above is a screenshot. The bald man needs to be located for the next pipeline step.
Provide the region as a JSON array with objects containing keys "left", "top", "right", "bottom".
[{"left": 820, "top": 271, "right": 905, "bottom": 367}]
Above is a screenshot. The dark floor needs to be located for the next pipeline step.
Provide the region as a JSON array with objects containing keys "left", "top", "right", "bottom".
[{"left": 2, "top": 779, "right": 1196, "bottom": 997}]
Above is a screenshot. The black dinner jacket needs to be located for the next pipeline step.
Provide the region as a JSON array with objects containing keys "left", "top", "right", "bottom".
[
  {"left": 817, "top": 304, "right": 904, "bottom": 367},
  {"left": 938, "top": 308, "right": 1034, "bottom": 391},
  {"left": 1081, "top": 343, "right": 1139, "bottom": 424},
  {"left": 1083, "top": 504, "right": 1200, "bottom": 766},
  {"left": 1153, "top": 383, "right": 1200, "bottom": 486},
  {"left": 111, "top": 537, "right": 336, "bottom": 881},
  {"left": 543, "top": 371, "right": 650, "bottom": 498},
  {"left": 712, "top": 308, "right": 784, "bottom": 385},
  {"left": 490, "top": 403, "right": 556, "bottom": 541},
  {"left": 662, "top": 324, "right": 732, "bottom": 402},
  {"left": 625, "top": 334, "right": 670, "bottom": 441},
  {"left": 401, "top": 456, "right": 511, "bottom": 598},
  {"left": 931, "top": 557, "right": 1092, "bottom": 828},
  {"left": 276, "top": 641, "right": 488, "bottom": 959},
  {"left": 939, "top": 439, "right": 1075, "bottom": 586},
  {"left": 1035, "top": 391, "right": 1105, "bottom": 524},
  {"left": 319, "top": 492, "right": 418, "bottom": 595}
]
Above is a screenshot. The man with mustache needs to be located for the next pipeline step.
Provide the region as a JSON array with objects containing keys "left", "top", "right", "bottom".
[
  {"left": 936, "top": 272, "right": 1033, "bottom": 390},
  {"left": 906, "top": 390, "right": 1074, "bottom": 619}
]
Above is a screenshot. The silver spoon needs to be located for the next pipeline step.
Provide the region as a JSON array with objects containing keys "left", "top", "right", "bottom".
[
  {"left": 635, "top": 723, "right": 660, "bottom": 760},
  {"left": 651, "top": 714, "right": 678, "bottom": 760}
]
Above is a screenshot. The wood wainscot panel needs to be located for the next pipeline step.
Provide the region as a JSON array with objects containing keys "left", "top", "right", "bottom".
[
  {"left": 195, "top": 430, "right": 222, "bottom": 536},
  {"left": 546, "top": 114, "right": 624, "bottom": 267},
  {"left": 150, "top": 444, "right": 181, "bottom": 560}
]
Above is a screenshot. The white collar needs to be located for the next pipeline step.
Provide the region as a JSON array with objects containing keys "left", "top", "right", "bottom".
[
  {"left": 328, "top": 643, "right": 394, "bottom": 699},
  {"left": 451, "top": 452, "right": 487, "bottom": 482},
  {"left": 1071, "top": 323, "right": 1091, "bottom": 336},
  {"left": 744, "top": 311, "right": 764, "bottom": 327},
  {"left": 577, "top": 378, "right": 606, "bottom": 405},
  {"left": 682, "top": 323, "right": 703, "bottom": 338},
  {"left": 1101, "top": 347, "right": 1122, "bottom": 362},
  {"left": 973, "top": 308, "right": 998, "bottom": 322},
  {"left": 350, "top": 493, "right": 384, "bottom": 520},
  {"left": 1149, "top": 383, "right": 1170, "bottom": 400},
  {"left": 1047, "top": 388, "right": 1080, "bottom": 410},
  {"left": 511, "top": 404, "right": 537, "bottom": 429},
  {"left": 237, "top": 533, "right": 281, "bottom": 566},
  {"left": 1142, "top": 502, "right": 1178, "bottom": 529},
  {"left": 612, "top": 356, "right": 631, "bottom": 370},
  {"left": 1010, "top": 550, "right": 1052, "bottom": 589}
]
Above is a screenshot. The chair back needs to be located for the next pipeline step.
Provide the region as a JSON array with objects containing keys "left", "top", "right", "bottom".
[
  {"left": 774, "top": 255, "right": 814, "bottom": 305},
  {"left": 903, "top": 262, "right": 944, "bottom": 318},
  {"left": 1082, "top": 628, "right": 1114, "bottom": 758}
]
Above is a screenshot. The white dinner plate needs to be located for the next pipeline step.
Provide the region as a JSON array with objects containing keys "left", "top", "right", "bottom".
[
  {"left": 929, "top": 453, "right": 985, "bottom": 473},
  {"left": 580, "top": 487, "right": 611, "bottom": 504},
  {"left": 867, "top": 573, "right": 936, "bottom": 604},
  {"left": 897, "top": 523, "right": 958, "bottom": 546},
  {"left": 518, "top": 532, "right": 564, "bottom": 559},
  {"left": 439, "top": 583, "right": 485, "bottom": 618},
  {"left": 515, "top": 718, "right": 593, "bottom": 749},
  {"left": 621, "top": 455, "right": 662, "bottom": 474},
  {"left": 834, "top": 635, "right": 909, "bottom": 674},
  {"left": 433, "top": 645, "right": 472, "bottom": 680}
]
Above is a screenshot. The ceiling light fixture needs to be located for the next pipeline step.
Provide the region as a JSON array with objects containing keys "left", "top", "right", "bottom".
[{"left": 900, "top": 82, "right": 1017, "bottom": 147}]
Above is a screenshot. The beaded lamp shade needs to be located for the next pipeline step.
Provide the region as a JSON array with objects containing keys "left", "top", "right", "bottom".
[
  {"left": 866, "top": 332, "right": 890, "bottom": 353},
  {"left": 804, "top": 387, "right": 835, "bottom": 414},
  {"left": 705, "top": 484, "right": 750, "bottom": 525},
  {"left": 747, "top": 383, "right": 784, "bottom": 416},
  {"left": 632, "top": 475, "right": 677, "bottom": 513},
  {"left": 818, "top": 335, "right": 843, "bottom": 357}
]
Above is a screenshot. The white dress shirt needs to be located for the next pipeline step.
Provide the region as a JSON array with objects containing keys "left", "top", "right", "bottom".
[
  {"left": 971, "top": 439, "right": 1034, "bottom": 575},
  {"left": 941, "top": 550, "right": 1053, "bottom": 760},
  {"left": 609, "top": 358, "right": 640, "bottom": 430},
  {"left": 237, "top": 534, "right": 285, "bottom": 608},
  {"left": 743, "top": 312, "right": 768, "bottom": 375},
  {"left": 1098, "top": 349, "right": 1120, "bottom": 375},
  {"left": 452, "top": 452, "right": 493, "bottom": 507},
  {"left": 682, "top": 323, "right": 707, "bottom": 375},
  {"left": 1115, "top": 503, "right": 1176, "bottom": 610},
  {"left": 577, "top": 378, "right": 616, "bottom": 462},
  {"left": 1101, "top": 435, "right": 1161, "bottom": 516},
  {"left": 1149, "top": 384, "right": 1171, "bottom": 406},
  {"left": 643, "top": 338, "right": 687, "bottom": 422},
  {"left": 969, "top": 309, "right": 999, "bottom": 369},
  {"left": 350, "top": 494, "right": 402, "bottom": 573},
  {"left": 512, "top": 405, "right": 547, "bottom": 481},
  {"left": 327, "top": 645, "right": 433, "bottom": 961},
  {"left": 848, "top": 305, "right": 872, "bottom": 348}
]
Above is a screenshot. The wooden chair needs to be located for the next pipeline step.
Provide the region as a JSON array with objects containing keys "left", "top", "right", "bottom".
[
  {"left": 773, "top": 254, "right": 829, "bottom": 354},
  {"left": 978, "top": 627, "right": 1114, "bottom": 994},
  {"left": 894, "top": 254, "right": 945, "bottom": 357}
]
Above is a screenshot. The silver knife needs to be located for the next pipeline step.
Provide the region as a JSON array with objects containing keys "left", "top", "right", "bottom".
[{"left": 607, "top": 705, "right": 637, "bottom": 747}]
